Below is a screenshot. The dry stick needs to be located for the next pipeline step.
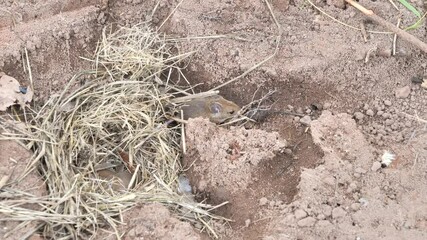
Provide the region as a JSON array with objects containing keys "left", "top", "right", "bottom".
[
  {"left": 345, "top": 0, "right": 427, "bottom": 54},
  {"left": 388, "top": 0, "right": 399, "bottom": 10},
  {"left": 392, "top": 18, "right": 401, "bottom": 56},
  {"left": 360, "top": 22, "right": 368, "bottom": 42}
]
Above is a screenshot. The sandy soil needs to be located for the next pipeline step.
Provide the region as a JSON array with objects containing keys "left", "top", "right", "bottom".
[{"left": 0, "top": 0, "right": 426, "bottom": 239}]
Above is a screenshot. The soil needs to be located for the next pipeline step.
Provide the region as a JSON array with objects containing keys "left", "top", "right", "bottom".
[{"left": 1, "top": 0, "right": 426, "bottom": 239}]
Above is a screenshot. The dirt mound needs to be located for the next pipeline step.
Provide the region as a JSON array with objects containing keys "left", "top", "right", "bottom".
[
  {"left": 184, "top": 118, "right": 286, "bottom": 195},
  {"left": 265, "top": 111, "right": 427, "bottom": 240}
]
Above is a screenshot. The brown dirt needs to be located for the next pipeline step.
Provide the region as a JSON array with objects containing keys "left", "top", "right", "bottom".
[
  {"left": 1, "top": 0, "right": 426, "bottom": 239},
  {"left": 97, "top": 203, "right": 202, "bottom": 240}
]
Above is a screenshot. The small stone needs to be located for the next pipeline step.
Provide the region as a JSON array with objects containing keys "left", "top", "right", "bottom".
[
  {"left": 316, "top": 220, "right": 332, "bottom": 227},
  {"left": 284, "top": 214, "right": 296, "bottom": 225},
  {"left": 354, "top": 112, "right": 364, "bottom": 120},
  {"left": 363, "top": 104, "right": 369, "bottom": 110},
  {"left": 385, "top": 119, "right": 394, "bottom": 126},
  {"left": 355, "top": 167, "right": 367, "bottom": 174},
  {"left": 294, "top": 209, "right": 308, "bottom": 220},
  {"left": 245, "top": 219, "right": 251, "bottom": 227},
  {"left": 297, "top": 217, "right": 317, "bottom": 227},
  {"left": 351, "top": 203, "right": 361, "bottom": 211},
  {"left": 323, "top": 176, "right": 335, "bottom": 186},
  {"left": 332, "top": 207, "right": 347, "bottom": 219},
  {"left": 259, "top": 197, "right": 268, "bottom": 206},
  {"left": 377, "top": 48, "right": 392, "bottom": 57},
  {"left": 366, "top": 109, "right": 374, "bottom": 116},
  {"left": 299, "top": 115, "right": 312, "bottom": 126},
  {"left": 371, "top": 161, "right": 382, "bottom": 172},
  {"left": 317, "top": 214, "right": 326, "bottom": 220},
  {"left": 284, "top": 148, "right": 293, "bottom": 155},
  {"left": 269, "top": 200, "right": 276, "bottom": 207},
  {"left": 323, "top": 103, "right": 331, "bottom": 110},
  {"left": 384, "top": 100, "right": 392, "bottom": 106},
  {"left": 322, "top": 205, "right": 333, "bottom": 217},
  {"left": 395, "top": 86, "right": 411, "bottom": 99},
  {"left": 377, "top": 110, "right": 384, "bottom": 116}
]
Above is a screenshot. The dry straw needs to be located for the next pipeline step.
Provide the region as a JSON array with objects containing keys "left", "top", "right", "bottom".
[{"left": 0, "top": 23, "right": 229, "bottom": 239}]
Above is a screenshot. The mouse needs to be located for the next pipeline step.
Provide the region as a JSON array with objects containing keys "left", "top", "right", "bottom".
[
  {"left": 96, "top": 167, "right": 132, "bottom": 191},
  {"left": 180, "top": 95, "right": 240, "bottom": 124}
]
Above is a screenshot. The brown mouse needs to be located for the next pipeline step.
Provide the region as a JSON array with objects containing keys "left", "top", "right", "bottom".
[
  {"left": 180, "top": 95, "right": 240, "bottom": 124},
  {"left": 96, "top": 167, "right": 132, "bottom": 191}
]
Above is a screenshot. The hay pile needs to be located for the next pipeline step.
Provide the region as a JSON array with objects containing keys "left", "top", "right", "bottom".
[{"left": 0, "top": 24, "right": 228, "bottom": 239}]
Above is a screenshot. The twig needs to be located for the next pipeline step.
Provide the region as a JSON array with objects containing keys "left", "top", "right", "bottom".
[
  {"left": 392, "top": 18, "right": 401, "bottom": 56},
  {"left": 365, "top": 47, "right": 376, "bottom": 63},
  {"left": 345, "top": 0, "right": 427, "bottom": 54},
  {"left": 388, "top": 0, "right": 399, "bottom": 10},
  {"left": 180, "top": 110, "right": 186, "bottom": 154},
  {"left": 158, "top": 0, "right": 184, "bottom": 30},
  {"left": 360, "top": 22, "right": 368, "bottom": 42},
  {"left": 306, "top": 0, "right": 391, "bottom": 34}
]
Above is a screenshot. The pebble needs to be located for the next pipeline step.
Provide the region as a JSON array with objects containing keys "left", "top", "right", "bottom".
[
  {"left": 294, "top": 209, "right": 308, "bottom": 220},
  {"left": 245, "top": 219, "right": 251, "bottom": 227},
  {"left": 354, "top": 112, "right": 364, "bottom": 120},
  {"left": 382, "top": 113, "right": 391, "bottom": 119},
  {"left": 317, "top": 214, "right": 326, "bottom": 220},
  {"left": 351, "top": 203, "right": 361, "bottom": 211},
  {"left": 384, "top": 100, "right": 392, "bottom": 106},
  {"left": 332, "top": 207, "right": 347, "bottom": 219},
  {"left": 323, "top": 103, "right": 331, "bottom": 110},
  {"left": 349, "top": 182, "right": 358, "bottom": 190},
  {"left": 395, "top": 86, "right": 411, "bottom": 99},
  {"left": 355, "top": 167, "right": 367, "bottom": 174},
  {"left": 322, "top": 205, "right": 332, "bottom": 217},
  {"left": 317, "top": 220, "right": 332, "bottom": 227},
  {"left": 371, "top": 161, "right": 382, "bottom": 172},
  {"left": 269, "top": 200, "right": 276, "bottom": 207},
  {"left": 284, "top": 148, "right": 293, "bottom": 155},
  {"left": 297, "top": 217, "right": 317, "bottom": 227},
  {"left": 385, "top": 119, "right": 394, "bottom": 126},
  {"left": 323, "top": 176, "right": 335, "bottom": 186},
  {"left": 299, "top": 115, "right": 312, "bottom": 126},
  {"left": 366, "top": 109, "right": 374, "bottom": 116},
  {"left": 259, "top": 197, "right": 268, "bottom": 206}
]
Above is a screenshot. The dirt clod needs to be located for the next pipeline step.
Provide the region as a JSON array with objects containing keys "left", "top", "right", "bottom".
[{"left": 395, "top": 85, "right": 411, "bottom": 98}]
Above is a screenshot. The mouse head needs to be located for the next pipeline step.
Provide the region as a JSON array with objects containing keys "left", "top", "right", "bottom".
[{"left": 209, "top": 97, "right": 240, "bottom": 123}]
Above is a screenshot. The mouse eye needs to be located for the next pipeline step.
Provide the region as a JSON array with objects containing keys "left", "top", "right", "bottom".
[{"left": 210, "top": 102, "right": 222, "bottom": 114}]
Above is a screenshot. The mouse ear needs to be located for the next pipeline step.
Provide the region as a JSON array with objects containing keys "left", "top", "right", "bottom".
[{"left": 210, "top": 102, "right": 222, "bottom": 114}]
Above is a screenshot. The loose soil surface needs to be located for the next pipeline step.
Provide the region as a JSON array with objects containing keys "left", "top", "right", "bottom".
[{"left": 1, "top": 0, "right": 426, "bottom": 239}]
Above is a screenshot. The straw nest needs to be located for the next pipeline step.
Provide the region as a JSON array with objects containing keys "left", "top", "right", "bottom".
[{"left": 0, "top": 24, "right": 231, "bottom": 239}]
